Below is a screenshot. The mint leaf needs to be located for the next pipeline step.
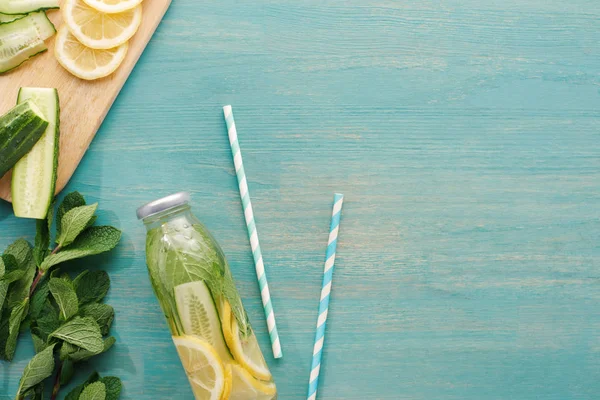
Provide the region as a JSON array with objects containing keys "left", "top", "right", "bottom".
[
  {"left": 65, "top": 372, "right": 100, "bottom": 400},
  {"left": 75, "top": 271, "right": 110, "bottom": 305},
  {"left": 40, "top": 227, "right": 121, "bottom": 271},
  {"left": 49, "top": 278, "right": 79, "bottom": 321},
  {"left": 60, "top": 358, "right": 75, "bottom": 386},
  {"left": 16, "top": 343, "right": 55, "bottom": 395},
  {"left": 1, "top": 269, "right": 25, "bottom": 283},
  {"left": 6, "top": 241, "right": 36, "bottom": 308},
  {"left": 0, "top": 282, "right": 7, "bottom": 313},
  {"left": 30, "top": 279, "right": 50, "bottom": 320},
  {"left": 22, "top": 382, "right": 44, "bottom": 400},
  {"left": 31, "top": 331, "right": 47, "bottom": 353},
  {"left": 57, "top": 192, "right": 86, "bottom": 237},
  {"left": 36, "top": 300, "right": 60, "bottom": 340},
  {"left": 0, "top": 311, "right": 9, "bottom": 359},
  {"left": 4, "top": 238, "right": 33, "bottom": 266},
  {"left": 86, "top": 215, "right": 98, "bottom": 229},
  {"left": 34, "top": 218, "right": 50, "bottom": 267},
  {"left": 50, "top": 316, "right": 103, "bottom": 353},
  {"left": 80, "top": 303, "right": 114, "bottom": 335},
  {"left": 79, "top": 381, "right": 106, "bottom": 400},
  {"left": 56, "top": 203, "right": 98, "bottom": 247},
  {"left": 100, "top": 376, "right": 122, "bottom": 400},
  {"left": 61, "top": 336, "right": 115, "bottom": 362},
  {"left": 5, "top": 297, "right": 29, "bottom": 360}
]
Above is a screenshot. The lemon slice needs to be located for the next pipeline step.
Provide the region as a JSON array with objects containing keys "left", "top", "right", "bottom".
[
  {"left": 63, "top": 0, "right": 142, "bottom": 49},
  {"left": 229, "top": 363, "right": 277, "bottom": 400},
  {"left": 221, "top": 300, "right": 272, "bottom": 382},
  {"left": 173, "top": 336, "right": 226, "bottom": 400},
  {"left": 220, "top": 364, "right": 233, "bottom": 400},
  {"left": 54, "top": 26, "right": 128, "bottom": 80},
  {"left": 82, "top": 0, "right": 143, "bottom": 14}
]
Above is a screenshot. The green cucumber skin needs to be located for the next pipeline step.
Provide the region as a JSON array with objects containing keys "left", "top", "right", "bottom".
[
  {"left": 12, "top": 88, "right": 60, "bottom": 219},
  {"left": 0, "top": 46, "right": 47, "bottom": 75},
  {"left": 0, "top": 0, "right": 60, "bottom": 15},
  {"left": 0, "top": 12, "right": 56, "bottom": 74},
  {"left": 0, "top": 13, "right": 26, "bottom": 24},
  {"left": 0, "top": 101, "right": 48, "bottom": 178},
  {"left": 0, "top": 7, "right": 59, "bottom": 15}
]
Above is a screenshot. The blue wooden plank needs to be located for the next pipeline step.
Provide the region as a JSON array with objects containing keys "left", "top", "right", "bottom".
[{"left": 1, "top": 0, "right": 599, "bottom": 399}]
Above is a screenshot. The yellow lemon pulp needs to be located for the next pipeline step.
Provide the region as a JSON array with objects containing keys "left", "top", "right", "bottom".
[
  {"left": 54, "top": 26, "right": 128, "bottom": 80},
  {"left": 173, "top": 335, "right": 227, "bottom": 400}
]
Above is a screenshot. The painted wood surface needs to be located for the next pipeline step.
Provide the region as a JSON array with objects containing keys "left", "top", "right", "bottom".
[
  {"left": 1, "top": 0, "right": 599, "bottom": 398},
  {"left": 0, "top": 0, "right": 172, "bottom": 201}
]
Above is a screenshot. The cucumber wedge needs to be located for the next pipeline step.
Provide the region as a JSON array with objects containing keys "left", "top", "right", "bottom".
[
  {"left": 12, "top": 88, "right": 60, "bottom": 219},
  {"left": 0, "top": 0, "right": 59, "bottom": 15},
  {"left": 0, "top": 100, "right": 48, "bottom": 178},
  {"left": 0, "top": 13, "right": 26, "bottom": 24},
  {"left": 0, "top": 12, "right": 55, "bottom": 73}
]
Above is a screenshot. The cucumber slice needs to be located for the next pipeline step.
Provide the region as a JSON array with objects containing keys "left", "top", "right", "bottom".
[
  {"left": 0, "top": 100, "right": 48, "bottom": 178},
  {"left": 175, "top": 281, "right": 233, "bottom": 362},
  {"left": 0, "top": 13, "right": 26, "bottom": 24},
  {"left": 12, "top": 88, "right": 59, "bottom": 219},
  {"left": 0, "top": 12, "right": 56, "bottom": 73},
  {"left": 0, "top": 0, "right": 59, "bottom": 15}
]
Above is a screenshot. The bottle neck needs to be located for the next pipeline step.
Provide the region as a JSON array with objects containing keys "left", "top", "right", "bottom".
[{"left": 142, "top": 204, "right": 194, "bottom": 231}]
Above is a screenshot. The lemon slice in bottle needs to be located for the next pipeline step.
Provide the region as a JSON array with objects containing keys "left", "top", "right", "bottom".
[
  {"left": 82, "top": 0, "right": 143, "bottom": 14},
  {"left": 221, "top": 300, "right": 272, "bottom": 382},
  {"left": 229, "top": 363, "right": 276, "bottom": 400},
  {"left": 173, "top": 336, "right": 227, "bottom": 400},
  {"left": 63, "top": 0, "right": 142, "bottom": 49},
  {"left": 175, "top": 281, "right": 233, "bottom": 363},
  {"left": 220, "top": 364, "right": 233, "bottom": 400},
  {"left": 54, "top": 26, "right": 128, "bottom": 80}
]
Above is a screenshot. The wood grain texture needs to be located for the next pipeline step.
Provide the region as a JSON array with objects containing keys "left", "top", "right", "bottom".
[
  {"left": 0, "top": 0, "right": 172, "bottom": 201},
  {"left": 1, "top": 0, "right": 600, "bottom": 399}
]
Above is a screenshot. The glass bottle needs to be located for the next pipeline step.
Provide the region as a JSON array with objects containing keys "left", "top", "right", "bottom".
[{"left": 137, "top": 192, "right": 277, "bottom": 400}]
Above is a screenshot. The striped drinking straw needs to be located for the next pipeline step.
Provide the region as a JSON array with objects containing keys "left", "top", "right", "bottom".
[
  {"left": 307, "top": 193, "right": 344, "bottom": 400},
  {"left": 223, "top": 105, "right": 283, "bottom": 359}
]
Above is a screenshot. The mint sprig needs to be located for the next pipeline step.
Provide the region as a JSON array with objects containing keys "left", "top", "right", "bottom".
[{"left": 0, "top": 192, "right": 123, "bottom": 400}]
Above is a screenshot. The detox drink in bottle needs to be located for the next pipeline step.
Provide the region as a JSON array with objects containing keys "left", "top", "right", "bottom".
[{"left": 137, "top": 192, "right": 277, "bottom": 400}]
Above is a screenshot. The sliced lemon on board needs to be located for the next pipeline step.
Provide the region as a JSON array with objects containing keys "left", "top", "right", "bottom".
[
  {"left": 221, "top": 300, "right": 272, "bottom": 382},
  {"left": 173, "top": 335, "right": 227, "bottom": 400},
  {"left": 175, "top": 281, "right": 233, "bottom": 363},
  {"left": 63, "top": 0, "right": 142, "bottom": 49},
  {"left": 82, "top": 0, "right": 143, "bottom": 14},
  {"left": 229, "top": 363, "right": 277, "bottom": 400},
  {"left": 54, "top": 26, "right": 128, "bottom": 80}
]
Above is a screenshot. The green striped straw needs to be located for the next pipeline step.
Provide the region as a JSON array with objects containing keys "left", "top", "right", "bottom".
[{"left": 223, "top": 105, "right": 283, "bottom": 359}]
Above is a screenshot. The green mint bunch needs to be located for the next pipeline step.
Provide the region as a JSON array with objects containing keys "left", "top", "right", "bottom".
[{"left": 0, "top": 192, "right": 122, "bottom": 400}]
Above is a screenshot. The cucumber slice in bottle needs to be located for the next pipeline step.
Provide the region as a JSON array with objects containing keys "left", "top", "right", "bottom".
[
  {"left": 0, "top": 13, "right": 26, "bottom": 24},
  {"left": 0, "top": 12, "right": 56, "bottom": 73},
  {"left": 0, "top": 100, "right": 49, "bottom": 178},
  {"left": 0, "top": 0, "right": 59, "bottom": 15},
  {"left": 12, "top": 88, "right": 59, "bottom": 219},
  {"left": 175, "top": 281, "right": 233, "bottom": 363}
]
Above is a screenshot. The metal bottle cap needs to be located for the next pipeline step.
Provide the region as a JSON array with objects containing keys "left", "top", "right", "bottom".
[{"left": 136, "top": 192, "right": 191, "bottom": 220}]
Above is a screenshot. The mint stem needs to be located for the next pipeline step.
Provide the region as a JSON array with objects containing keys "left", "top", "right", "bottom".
[
  {"left": 50, "top": 361, "right": 62, "bottom": 400},
  {"left": 29, "top": 269, "right": 45, "bottom": 297},
  {"left": 51, "top": 245, "right": 61, "bottom": 255}
]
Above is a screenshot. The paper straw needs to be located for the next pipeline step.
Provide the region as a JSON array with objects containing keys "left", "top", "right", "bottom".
[
  {"left": 223, "top": 105, "right": 283, "bottom": 359},
  {"left": 307, "top": 193, "right": 344, "bottom": 400}
]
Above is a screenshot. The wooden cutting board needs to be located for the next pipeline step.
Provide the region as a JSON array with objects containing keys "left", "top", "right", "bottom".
[{"left": 0, "top": 0, "right": 171, "bottom": 202}]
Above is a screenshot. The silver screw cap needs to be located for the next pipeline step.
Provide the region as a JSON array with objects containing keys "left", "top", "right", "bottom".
[{"left": 136, "top": 192, "right": 191, "bottom": 220}]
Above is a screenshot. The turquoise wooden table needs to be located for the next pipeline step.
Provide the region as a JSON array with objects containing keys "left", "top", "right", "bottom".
[{"left": 1, "top": 0, "right": 599, "bottom": 398}]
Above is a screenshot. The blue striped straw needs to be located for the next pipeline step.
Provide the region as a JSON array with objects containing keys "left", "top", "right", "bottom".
[
  {"left": 223, "top": 105, "right": 283, "bottom": 359},
  {"left": 307, "top": 193, "right": 344, "bottom": 400}
]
